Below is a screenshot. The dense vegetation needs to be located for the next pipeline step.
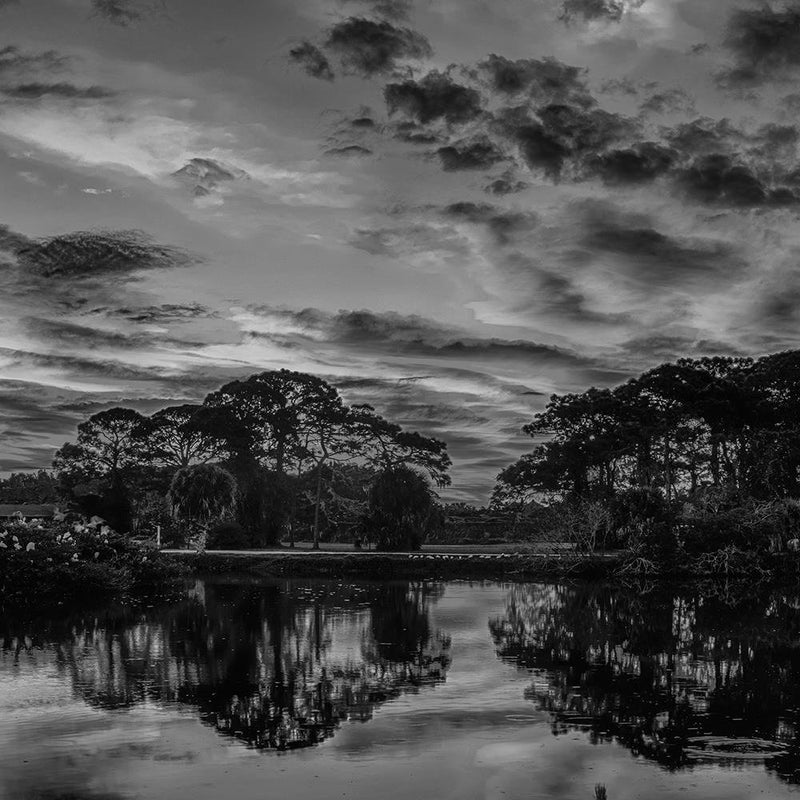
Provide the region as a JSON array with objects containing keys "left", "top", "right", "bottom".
[
  {"left": 0, "top": 516, "right": 186, "bottom": 611},
  {"left": 492, "top": 352, "right": 800, "bottom": 573},
  {"left": 6, "top": 352, "right": 800, "bottom": 577},
  {"left": 46, "top": 369, "right": 450, "bottom": 551}
]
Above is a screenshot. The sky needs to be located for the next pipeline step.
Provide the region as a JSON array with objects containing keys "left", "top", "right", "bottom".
[{"left": 1, "top": 0, "right": 800, "bottom": 501}]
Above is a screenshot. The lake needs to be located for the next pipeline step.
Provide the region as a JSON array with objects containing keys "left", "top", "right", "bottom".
[{"left": 2, "top": 577, "right": 800, "bottom": 800}]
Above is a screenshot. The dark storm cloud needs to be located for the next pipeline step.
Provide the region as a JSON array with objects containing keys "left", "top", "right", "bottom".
[
  {"left": 662, "top": 117, "right": 743, "bottom": 155},
  {"left": 172, "top": 158, "right": 248, "bottom": 196},
  {"left": 485, "top": 174, "right": 528, "bottom": 195},
  {"left": 17, "top": 230, "right": 196, "bottom": 279},
  {"left": 392, "top": 122, "right": 441, "bottom": 144},
  {"left": 437, "top": 137, "right": 506, "bottom": 171},
  {"left": 496, "top": 103, "right": 639, "bottom": 180},
  {"left": 599, "top": 77, "right": 639, "bottom": 96},
  {"left": 584, "top": 141, "right": 676, "bottom": 184},
  {"left": 0, "top": 222, "right": 32, "bottom": 255},
  {"left": 559, "top": 0, "right": 645, "bottom": 24},
  {"left": 1, "top": 82, "right": 116, "bottom": 99},
  {"left": 91, "top": 0, "right": 162, "bottom": 26},
  {"left": 246, "top": 306, "right": 598, "bottom": 368},
  {"left": 639, "top": 88, "right": 695, "bottom": 115},
  {"left": 24, "top": 318, "right": 144, "bottom": 349},
  {"left": 324, "top": 144, "right": 374, "bottom": 156},
  {"left": 384, "top": 71, "right": 484, "bottom": 125},
  {"left": 0, "top": 45, "right": 69, "bottom": 76},
  {"left": 323, "top": 18, "right": 432, "bottom": 78},
  {"left": 677, "top": 153, "right": 797, "bottom": 207},
  {"left": 339, "top": 0, "right": 412, "bottom": 21},
  {"left": 618, "top": 334, "right": 743, "bottom": 362},
  {"left": 0, "top": 347, "right": 175, "bottom": 383},
  {"left": 112, "top": 303, "right": 214, "bottom": 322},
  {"left": 719, "top": 4, "right": 800, "bottom": 87},
  {"left": 476, "top": 54, "right": 592, "bottom": 106},
  {"left": 578, "top": 200, "right": 746, "bottom": 284},
  {"left": 288, "top": 42, "right": 335, "bottom": 81},
  {"left": 442, "top": 202, "right": 537, "bottom": 245}
]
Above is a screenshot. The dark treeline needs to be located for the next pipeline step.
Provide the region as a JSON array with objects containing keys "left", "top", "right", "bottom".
[
  {"left": 48, "top": 369, "right": 451, "bottom": 551},
  {"left": 492, "top": 352, "right": 800, "bottom": 567},
  {"left": 490, "top": 583, "right": 800, "bottom": 785}
]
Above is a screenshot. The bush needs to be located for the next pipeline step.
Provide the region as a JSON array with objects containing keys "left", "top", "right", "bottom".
[
  {"left": 364, "top": 466, "right": 435, "bottom": 552},
  {"left": 0, "top": 517, "right": 187, "bottom": 611},
  {"left": 207, "top": 521, "right": 249, "bottom": 549}
]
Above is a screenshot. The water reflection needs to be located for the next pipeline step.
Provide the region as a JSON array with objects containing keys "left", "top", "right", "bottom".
[
  {"left": 489, "top": 584, "right": 800, "bottom": 784},
  {"left": 1, "top": 580, "right": 451, "bottom": 751}
]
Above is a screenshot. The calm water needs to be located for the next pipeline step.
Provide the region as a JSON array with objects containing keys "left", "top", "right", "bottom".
[{"left": 2, "top": 579, "right": 800, "bottom": 800}]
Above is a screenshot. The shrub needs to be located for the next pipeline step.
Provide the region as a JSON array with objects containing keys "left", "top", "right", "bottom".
[
  {"left": 207, "top": 521, "right": 250, "bottom": 549},
  {"left": 0, "top": 517, "right": 187, "bottom": 611}
]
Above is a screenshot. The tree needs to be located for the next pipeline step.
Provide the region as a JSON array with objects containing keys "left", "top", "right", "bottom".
[
  {"left": 53, "top": 407, "right": 147, "bottom": 532},
  {"left": 168, "top": 464, "right": 237, "bottom": 551},
  {"left": 137, "top": 404, "right": 229, "bottom": 469},
  {"left": 365, "top": 466, "right": 436, "bottom": 551},
  {"left": 54, "top": 407, "right": 146, "bottom": 482},
  {"left": 203, "top": 370, "right": 343, "bottom": 474}
]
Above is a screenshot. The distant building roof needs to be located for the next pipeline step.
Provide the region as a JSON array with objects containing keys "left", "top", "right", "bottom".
[{"left": 0, "top": 504, "right": 58, "bottom": 518}]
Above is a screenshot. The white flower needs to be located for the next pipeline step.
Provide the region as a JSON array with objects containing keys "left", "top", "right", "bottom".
[
  {"left": 14, "top": 543, "right": 21, "bottom": 550},
  {"left": 25, "top": 542, "right": 35, "bottom": 552},
  {"left": 71, "top": 553, "right": 79, "bottom": 562},
  {"left": 0, "top": 530, "right": 7, "bottom": 539},
  {"left": 93, "top": 551, "right": 99, "bottom": 560},
  {"left": 0, "top": 542, "right": 7, "bottom": 549}
]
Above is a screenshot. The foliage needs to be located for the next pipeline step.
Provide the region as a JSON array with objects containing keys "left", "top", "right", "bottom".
[
  {"left": 168, "top": 465, "right": 237, "bottom": 551},
  {"left": 0, "top": 517, "right": 186, "bottom": 611},
  {"left": 493, "top": 352, "right": 800, "bottom": 564},
  {"left": 52, "top": 369, "right": 452, "bottom": 548},
  {"left": 0, "top": 470, "right": 59, "bottom": 503},
  {"left": 207, "top": 521, "right": 250, "bottom": 550},
  {"left": 365, "top": 466, "right": 437, "bottom": 551}
]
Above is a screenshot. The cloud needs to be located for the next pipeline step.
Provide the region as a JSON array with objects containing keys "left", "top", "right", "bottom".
[
  {"left": 324, "top": 144, "right": 374, "bottom": 156},
  {"left": 677, "top": 153, "right": 797, "bottom": 207},
  {"left": 288, "top": 41, "right": 335, "bottom": 81},
  {"left": 719, "top": 5, "right": 800, "bottom": 87},
  {"left": 171, "top": 157, "right": 249, "bottom": 197},
  {"left": 348, "top": 222, "right": 468, "bottom": 259},
  {"left": 91, "top": 0, "right": 164, "bottom": 26},
  {"left": 577, "top": 199, "right": 746, "bottom": 286},
  {"left": 559, "top": 0, "right": 646, "bottom": 24},
  {"left": 437, "top": 136, "right": 506, "bottom": 171},
  {"left": 323, "top": 17, "right": 432, "bottom": 78},
  {"left": 16, "top": 230, "right": 196, "bottom": 279},
  {"left": 385, "top": 71, "right": 484, "bottom": 126},
  {"left": 442, "top": 202, "right": 537, "bottom": 245},
  {"left": 639, "top": 87, "right": 695, "bottom": 116},
  {"left": 112, "top": 303, "right": 214, "bottom": 323},
  {"left": 339, "top": 0, "right": 412, "bottom": 21},
  {"left": 484, "top": 173, "right": 528, "bottom": 195},
  {"left": 0, "top": 45, "right": 68, "bottom": 77},
  {"left": 1, "top": 82, "right": 116, "bottom": 100},
  {"left": 584, "top": 141, "right": 676, "bottom": 184},
  {"left": 496, "top": 103, "right": 639, "bottom": 180},
  {"left": 477, "top": 54, "right": 592, "bottom": 106},
  {"left": 662, "top": 117, "right": 744, "bottom": 156}
]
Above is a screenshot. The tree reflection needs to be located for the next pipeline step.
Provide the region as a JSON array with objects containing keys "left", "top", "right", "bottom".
[
  {"left": 1, "top": 580, "right": 450, "bottom": 751},
  {"left": 489, "top": 584, "right": 800, "bottom": 782}
]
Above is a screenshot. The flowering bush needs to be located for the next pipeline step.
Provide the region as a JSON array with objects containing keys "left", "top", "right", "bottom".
[{"left": 0, "top": 516, "right": 187, "bottom": 610}]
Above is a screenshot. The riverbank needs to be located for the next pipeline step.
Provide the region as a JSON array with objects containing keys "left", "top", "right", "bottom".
[{"left": 164, "top": 548, "right": 624, "bottom": 581}]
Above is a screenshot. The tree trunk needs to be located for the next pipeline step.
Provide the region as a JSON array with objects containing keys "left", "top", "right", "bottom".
[{"left": 312, "top": 467, "right": 323, "bottom": 550}]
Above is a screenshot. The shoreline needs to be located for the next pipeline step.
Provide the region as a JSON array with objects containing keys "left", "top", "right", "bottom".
[{"left": 165, "top": 549, "right": 626, "bottom": 581}]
